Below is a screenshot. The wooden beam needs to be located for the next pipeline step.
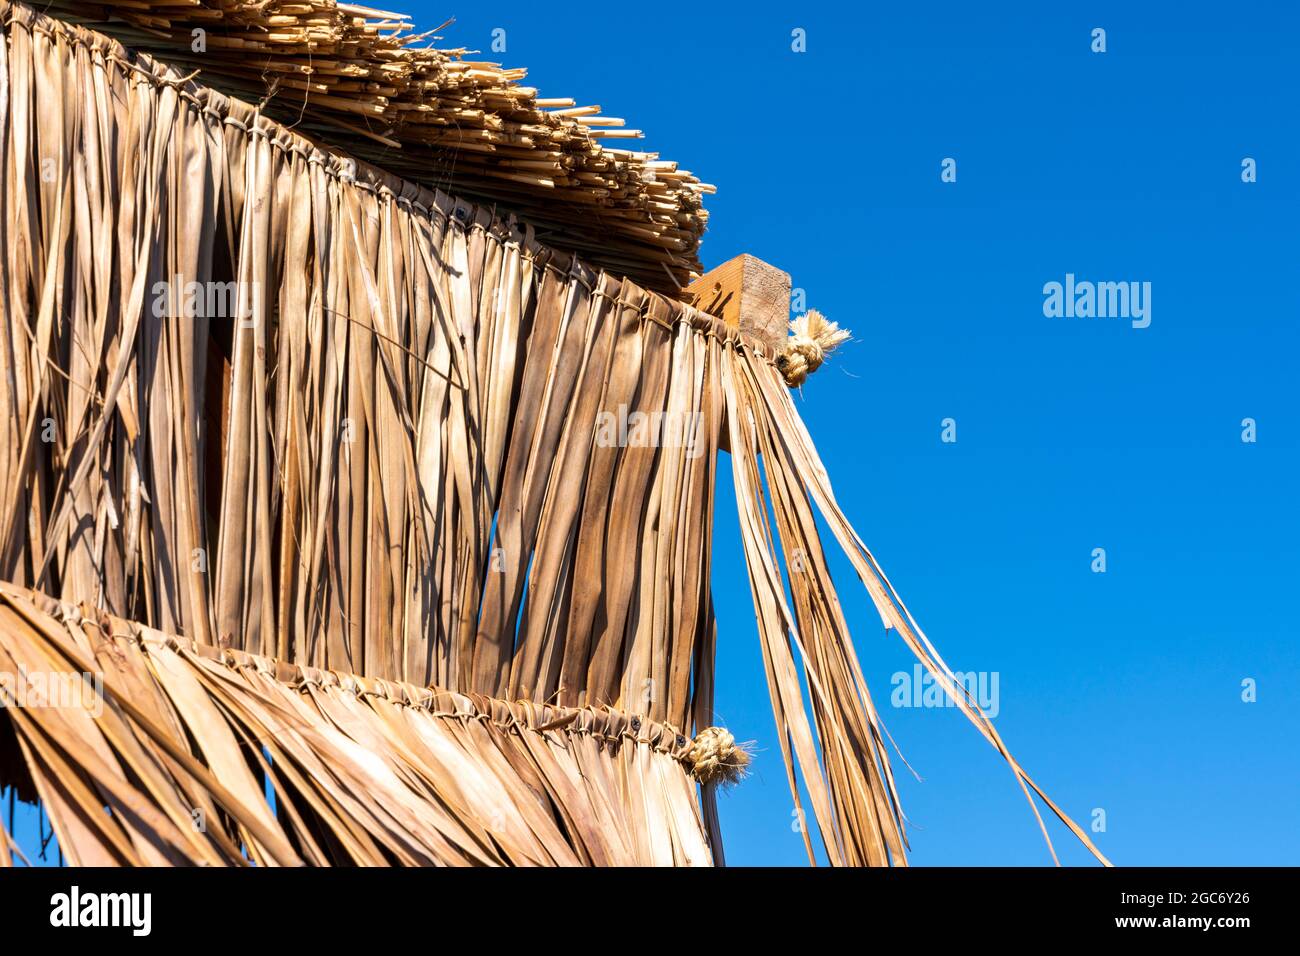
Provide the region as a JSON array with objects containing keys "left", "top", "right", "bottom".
[
  {"left": 687, "top": 254, "right": 792, "bottom": 453},
  {"left": 685, "top": 253, "right": 790, "bottom": 354}
]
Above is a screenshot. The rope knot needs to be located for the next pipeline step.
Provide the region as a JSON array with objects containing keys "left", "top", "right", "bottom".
[
  {"left": 776, "top": 308, "right": 850, "bottom": 387},
  {"left": 685, "top": 726, "right": 752, "bottom": 786}
]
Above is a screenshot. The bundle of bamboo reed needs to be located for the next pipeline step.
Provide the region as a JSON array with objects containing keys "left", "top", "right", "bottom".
[{"left": 38, "top": 0, "right": 713, "bottom": 294}]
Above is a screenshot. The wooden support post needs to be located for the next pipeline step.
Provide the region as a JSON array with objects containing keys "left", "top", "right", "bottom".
[
  {"left": 687, "top": 254, "right": 791, "bottom": 452},
  {"left": 685, "top": 253, "right": 791, "bottom": 355}
]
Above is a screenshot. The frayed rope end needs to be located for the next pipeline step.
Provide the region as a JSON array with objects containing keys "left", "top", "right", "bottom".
[
  {"left": 685, "top": 726, "right": 753, "bottom": 786},
  {"left": 775, "top": 308, "right": 851, "bottom": 388}
]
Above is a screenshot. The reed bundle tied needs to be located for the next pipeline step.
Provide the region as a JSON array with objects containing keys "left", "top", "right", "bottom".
[{"left": 40, "top": 0, "right": 714, "bottom": 294}]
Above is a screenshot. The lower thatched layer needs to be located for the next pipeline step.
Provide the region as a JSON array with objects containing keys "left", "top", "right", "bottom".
[{"left": 0, "top": 582, "right": 712, "bottom": 866}]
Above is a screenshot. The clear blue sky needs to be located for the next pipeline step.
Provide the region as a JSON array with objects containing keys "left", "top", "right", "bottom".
[
  {"left": 407, "top": 0, "right": 1297, "bottom": 866},
  {"left": 7, "top": 1, "right": 1298, "bottom": 866}
]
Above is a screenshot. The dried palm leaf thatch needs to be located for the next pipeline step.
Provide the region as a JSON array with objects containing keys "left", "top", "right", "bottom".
[
  {"left": 0, "top": 0, "right": 1110, "bottom": 866},
  {"left": 0, "top": 0, "right": 725, "bottom": 731},
  {"left": 0, "top": 582, "right": 713, "bottom": 865},
  {"left": 39, "top": 0, "right": 713, "bottom": 294}
]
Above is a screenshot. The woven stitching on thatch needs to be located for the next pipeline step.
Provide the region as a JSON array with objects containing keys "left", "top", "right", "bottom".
[{"left": 123, "top": 611, "right": 699, "bottom": 766}]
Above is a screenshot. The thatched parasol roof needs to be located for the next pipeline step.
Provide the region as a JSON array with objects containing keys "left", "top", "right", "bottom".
[{"left": 0, "top": 0, "right": 1109, "bottom": 867}]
